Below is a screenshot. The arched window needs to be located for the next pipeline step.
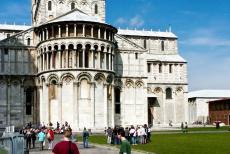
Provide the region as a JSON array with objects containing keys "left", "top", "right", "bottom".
[
  {"left": 95, "top": 4, "right": 98, "bottom": 14},
  {"left": 27, "top": 38, "right": 31, "bottom": 46},
  {"left": 48, "top": 1, "right": 52, "bottom": 11},
  {"left": 166, "top": 88, "right": 172, "bottom": 99},
  {"left": 161, "top": 40, "right": 165, "bottom": 51},
  {"left": 71, "top": 2, "right": 75, "bottom": 10}
]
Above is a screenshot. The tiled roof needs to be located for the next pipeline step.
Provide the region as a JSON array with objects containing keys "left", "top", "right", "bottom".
[
  {"left": 0, "top": 24, "right": 31, "bottom": 31},
  {"left": 188, "top": 90, "right": 230, "bottom": 98},
  {"left": 118, "top": 29, "right": 177, "bottom": 38},
  {"left": 147, "top": 54, "right": 186, "bottom": 63}
]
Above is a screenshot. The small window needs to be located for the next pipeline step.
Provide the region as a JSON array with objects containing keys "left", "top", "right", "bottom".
[
  {"left": 7, "top": 34, "right": 10, "bottom": 38},
  {"left": 4, "top": 48, "right": 8, "bottom": 55},
  {"left": 27, "top": 38, "right": 31, "bottom": 46},
  {"left": 147, "top": 63, "right": 151, "bottom": 73},
  {"left": 115, "top": 88, "right": 121, "bottom": 114},
  {"left": 161, "top": 40, "right": 165, "bottom": 51},
  {"left": 169, "top": 64, "right": 173, "bottom": 73},
  {"left": 48, "top": 1, "right": 52, "bottom": 11},
  {"left": 166, "top": 88, "right": 172, "bottom": 99},
  {"left": 71, "top": 2, "right": 75, "bottom": 10},
  {"left": 135, "top": 53, "right": 138, "bottom": 59},
  {"left": 95, "top": 4, "right": 98, "bottom": 14},
  {"left": 159, "top": 64, "right": 162, "bottom": 73}
]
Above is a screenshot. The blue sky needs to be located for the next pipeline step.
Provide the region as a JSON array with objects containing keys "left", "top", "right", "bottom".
[{"left": 1, "top": 0, "right": 230, "bottom": 91}]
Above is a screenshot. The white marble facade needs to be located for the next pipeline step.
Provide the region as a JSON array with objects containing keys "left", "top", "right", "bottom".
[{"left": 0, "top": 0, "right": 188, "bottom": 131}]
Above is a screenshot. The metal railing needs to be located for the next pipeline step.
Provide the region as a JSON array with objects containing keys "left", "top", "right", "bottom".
[{"left": 0, "top": 126, "right": 25, "bottom": 154}]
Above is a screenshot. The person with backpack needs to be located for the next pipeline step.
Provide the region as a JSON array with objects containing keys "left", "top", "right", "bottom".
[
  {"left": 82, "top": 127, "right": 89, "bottom": 148},
  {"left": 52, "top": 128, "right": 80, "bottom": 154}
]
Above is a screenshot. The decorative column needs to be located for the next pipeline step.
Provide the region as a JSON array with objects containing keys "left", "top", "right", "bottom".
[
  {"left": 108, "top": 53, "right": 111, "bottom": 71},
  {"left": 103, "top": 84, "right": 108, "bottom": 127},
  {"left": 46, "top": 52, "right": 49, "bottom": 70},
  {"left": 104, "top": 29, "right": 107, "bottom": 39},
  {"left": 46, "top": 28, "right": 49, "bottom": 40},
  {"left": 111, "top": 54, "right": 114, "bottom": 71},
  {"left": 58, "top": 25, "right": 61, "bottom": 38},
  {"left": 66, "top": 24, "right": 69, "bottom": 37},
  {"left": 90, "top": 50, "right": 94, "bottom": 68},
  {"left": 74, "top": 24, "right": 77, "bottom": 37},
  {"left": 98, "top": 50, "right": 101, "bottom": 69},
  {"left": 42, "top": 53, "right": 45, "bottom": 71},
  {"left": 52, "top": 26, "right": 54, "bottom": 38},
  {"left": 90, "top": 82, "right": 95, "bottom": 128},
  {"left": 98, "top": 28, "right": 101, "bottom": 39},
  {"left": 58, "top": 51, "right": 62, "bottom": 68},
  {"left": 50, "top": 51, "right": 53, "bottom": 69},
  {"left": 38, "top": 85, "right": 43, "bottom": 124},
  {"left": 108, "top": 31, "right": 111, "bottom": 41},
  {"left": 73, "top": 82, "right": 79, "bottom": 129},
  {"left": 57, "top": 83, "right": 63, "bottom": 125},
  {"left": 91, "top": 26, "right": 94, "bottom": 38},
  {"left": 83, "top": 24, "right": 85, "bottom": 37},
  {"left": 104, "top": 52, "right": 107, "bottom": 70},
  {"left": 73, "top": 50, "right": 76, "bottom": 68},
  {"left": 111, "top": 84, "right": 115, "bottom": 127},
  {"left": 82, "top": 48, "right": 85, "bottom": 68},
  {"left": 42, "top": 30, "right": 45, "bottom": 41}
]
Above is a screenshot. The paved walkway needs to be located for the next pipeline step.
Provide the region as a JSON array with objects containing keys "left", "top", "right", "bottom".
[{"left": 29, "top": 135, "right": 148, "bottom": 154}]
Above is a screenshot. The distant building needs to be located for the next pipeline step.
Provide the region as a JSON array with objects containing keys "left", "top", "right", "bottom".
[
  {"left": 209, "top": 98, "right": 230, "bottom": 125},
  {"left": 0, "top": 0, "right": 188, "bottom": 131},
  {"left": 188, "top": 90, "right": 230, "bottom": 124}
]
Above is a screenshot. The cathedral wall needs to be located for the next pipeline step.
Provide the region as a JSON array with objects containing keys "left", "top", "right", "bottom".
[
  {"left": 33, "top": 0, "right": 105, "bottom": 25},
  {"left": 123, "top": 36, "right": 178, "bottom": 54}
]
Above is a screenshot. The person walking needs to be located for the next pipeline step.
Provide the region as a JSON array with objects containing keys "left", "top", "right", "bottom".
[
  {"left": 47, "top": 127, "right": 55, "bottom": 150},
  {"left": 31, "top": 129, "right": 37, "bottom": 149},
  {"left": 107, "top": 127, "right": 113, "bottom": 144},
  {"left": 82, "top": 127, "right": 89, "bottom": 148},
  {"left": 118, "top": 129, "right": 131, "bottom": 154},
  {"left": 52, "top": 128, "right": 80, "bottom": 154},
  {"left": 37, "top": 129, "right": 46, "bottom": 151}
]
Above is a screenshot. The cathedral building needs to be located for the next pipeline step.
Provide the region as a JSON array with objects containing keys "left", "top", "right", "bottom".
[{"left": 0, "top": 0, "right": 188, "bottom": 131}]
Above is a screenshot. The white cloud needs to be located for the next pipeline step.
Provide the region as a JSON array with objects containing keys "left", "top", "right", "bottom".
[
  {"left": 115, "top": 15, "right": 145, "bottom": 28},
  {"left": 130, "top": 15, "right": 144, "bottom": 27}
]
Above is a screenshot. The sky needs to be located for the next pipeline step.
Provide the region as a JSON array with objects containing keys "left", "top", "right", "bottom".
[{"left": 0, "top": 0, "right": 230, "bottom": 91}]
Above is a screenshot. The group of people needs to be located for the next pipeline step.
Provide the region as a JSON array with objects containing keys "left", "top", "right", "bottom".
[{"left": 106, "top": 124, "right": 151, "bottom": 146}]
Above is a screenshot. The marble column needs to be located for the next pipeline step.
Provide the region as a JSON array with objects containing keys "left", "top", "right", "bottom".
[
  {"left": 73, "top": 82, "right": 79, "bottom": 130},
  {"left": 82, "top": 48, "right": 85, "bottom": 68},
  {"left": 103, "top": 84, "right": 108, "bottom": 127},
  {"left": 52, "top": 26, "right": 54, "bottom": 38},
  {"left": 58, "top": 51, "right": 62, "bottom": 68},
  {"left": 42, "top": 53, "right": 45, "bottom": 71},
  {"left": 90, "top": 82, "right": 95, "bottom": 128},
  {"left": 98, "top": 28, "right": 101, "bottom": 39},
  {"left": 42, "top": 30, "right": 45, "bottom": 41},
  {"left": 66, "top": 24, "right": 69, "bottom": 37},
  {"left": 111, "top": 85, "right": 115, "bottom": 127},
  {"left": 57, "top": 83, "right": 62, "bottom": 125},
  {"left": 83, "top": 24, "right": 85, "bottom": 37},
  {"left": 74, "top": 24, "right": 77, "bottom": 37},
  {"left": 91, "top": 26, "right": 94, "bottom": 38},
  {"left": 39, "top": 85, "right": 43, "bottom": 124},
  {"left": 46, "top": 28, "right": 49, "bottom": 40},
  {"left": 58, "top": 25, "right": 61, "bottom": 38}
]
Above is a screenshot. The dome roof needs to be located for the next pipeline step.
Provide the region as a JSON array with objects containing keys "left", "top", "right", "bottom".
[{"left": 46, "top": 9, "right": 104, "bottom": 24}]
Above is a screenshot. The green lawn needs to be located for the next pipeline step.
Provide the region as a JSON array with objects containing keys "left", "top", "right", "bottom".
[
  {"left": 88, "top": 133, "right": 230, "bottom": 154},
  {"left": 0, "top": 148, "right": 8, "bottom": 154}
]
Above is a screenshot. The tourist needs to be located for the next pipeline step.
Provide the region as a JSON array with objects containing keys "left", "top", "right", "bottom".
[
  {"left": 52, "top": 128, "right": 80, "bottom": 154},
  {"left": 82, "top": 127, "right": 89, "bottom": 148},
  {"left": 181, "top": 122, "right": 184, "bottom": 133},
  {"left": 47, "top": 127, "right": 55, "bottom": 150},
  {"left": 184, "top": 122, "right": 188, "bottom": 133},
  {"left": 107, "top": 127, "right": 113, "bottom": 144},
  {"left": 31, "top": 129, "right": 37, "bottom": 148},
  {"left": 129, "top": 126, "right": 136, "bottom": 145},
  {"left": 37, "top": 129, "right": 46, "bottom": 151},
  {"left": 118, "top": 129, "right": 131, "bottom": 154},
  {"left": 147, "top": 125, "right": 151, "bottom": 143},
  {"left": 124, "top": 127, "right": 129, "bottom": 141},
  {"left": 25, "top": 129, "right": 32, "bottom": 149}
]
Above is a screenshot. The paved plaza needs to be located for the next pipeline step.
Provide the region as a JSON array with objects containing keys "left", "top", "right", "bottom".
[{"left": 29, "top": 134, "right": 145, "bottom": 154}]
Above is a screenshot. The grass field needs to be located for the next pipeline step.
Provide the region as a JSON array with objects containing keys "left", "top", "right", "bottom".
[
  {"left": 88, "top": 132, "right": 230, "bottom": 154},
  {"left": 0, "top": 148, "right": 8, "bottom": 154}
]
